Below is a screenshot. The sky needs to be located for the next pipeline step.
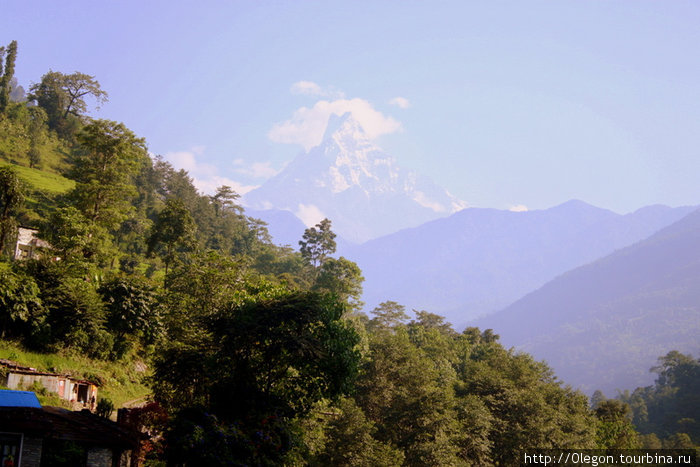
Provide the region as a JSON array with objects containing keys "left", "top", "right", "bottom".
[{"left": 3, "top": 1, "right": 700, "bottom": 214}]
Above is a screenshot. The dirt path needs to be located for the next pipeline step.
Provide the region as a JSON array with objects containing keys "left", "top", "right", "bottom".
[{"left": 120, "top": 395, "right": 149, "bottom": 408}]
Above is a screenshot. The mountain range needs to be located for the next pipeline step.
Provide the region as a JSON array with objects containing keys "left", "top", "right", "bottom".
[
  {"left": 474, "top": 207, "right": 700, "bottom": 394},
  {"left": 343, "top": 201, "right": 696, "bottom": 326}
]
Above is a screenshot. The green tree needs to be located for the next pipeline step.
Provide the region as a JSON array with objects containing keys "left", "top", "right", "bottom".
[
  {"left": 313, "top": 397, "right": 404, "bottom": 467},
  {"left": 69, "top": 119, "right": 146, "bottom": 230},
  {"left": 0, "top": 166, "right": 25, "bottom": 256},
  {"left": 147, "top": 198, "right": 197, "bottom": 277},
  {"left": 99, "top": 275, "right": 159, "bottom": 358},
  {"left": 594, "top": 399, "right": 640, "bottom": 449},
  {"left": 313, "top": 256, "right": 364, "bottom": 312},
  {"left": 160, "top": 251, "right": 248, "bottom": 345},
  {"left": 662, "top": 432, "right": 694, "bottom": 449},
  {"left": 29, "top": 71, "right": 108, "bottom": 135},
  {"left": 209, "top": 185, "right": 242, "bottom": 217},
  {"left": 0, "top": 265, "right": 44, "bottom": 340},
  {"left": 27, "top": 107, "right": 48, "bottom": 168},
  {"left": 153, "top": 291, "right": 361, "bottom": 465},
  {"left": 27, "top": 259, "right": 112, "bottom": 357},
  {"left": 356, "top": 330, "right": 462, "bottom": 466},
  {"left": 411, "top": 310, "right": 456, "bottom": 336},
  {"left": 455, "top": 332, "right": 595, "bottom": 464},
  {"left": 368, "top": 301, "right": 410, "bottom": 331},
  {"left": 0, "top": 40, "right": 18, "bottom": 113},
  {"left": 42, "top": 206, "right": 113, "bottom": 273},
  {"left": 590, "top": 390, "right": 607, "bottom": 410},
  {"left": 621, "top": 351, "right": 700, "bottom": 443},
  {"left": 300, "top": 218, "right": 336, "bottom": 269}
]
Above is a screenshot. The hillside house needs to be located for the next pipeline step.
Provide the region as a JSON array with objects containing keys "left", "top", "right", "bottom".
[
  {"left": 0, "top": 360, "right": 98, "bottom": 411},
  {"left": 13, "top": 227, "right": 49, "bottom": 261}
]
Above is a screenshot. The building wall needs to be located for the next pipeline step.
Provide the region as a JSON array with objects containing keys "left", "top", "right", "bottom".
[
  {"left": 6, "top": 374, "right": 59, "bottom": 394},
  {"left": 4, "top": 372, "right": 95, "bottom": 407},
  {"left": 21, "top": 436, "right": 42, "bottom": 467},
  {"left": 13, "top": 227, "right": 50, "bottom": 261},
  {"left": 86, "top": 447, "right": 113, "bottom": 467}
]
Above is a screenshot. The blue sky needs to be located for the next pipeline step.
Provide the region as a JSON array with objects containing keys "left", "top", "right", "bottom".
[{"left": 4, "top": 1, "right": 700, "bottom": 213}]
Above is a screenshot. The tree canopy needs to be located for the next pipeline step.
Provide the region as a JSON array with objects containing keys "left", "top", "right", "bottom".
[
  {"left": 0, "top": 166, "right": 25, "bottom": 255},
  {"left": 29, "top": 70, "right": 107, "bottom": 136}
]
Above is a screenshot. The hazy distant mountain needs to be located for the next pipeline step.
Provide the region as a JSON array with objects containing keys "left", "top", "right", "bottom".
[
  {"left": 343, "top": 201, "right": 696, "bottom": 326},
  {"left": 474, "top": 207, "right": 700, "bottom": 395},
  {"left": 245, "top": 208, "right": 308, "bottom": 248},
  {"left": 246, "top": 207, "right": 354, "bottom": 252},
  {"left": 244, "top": 112, "right": 466, "bottom": 243}
]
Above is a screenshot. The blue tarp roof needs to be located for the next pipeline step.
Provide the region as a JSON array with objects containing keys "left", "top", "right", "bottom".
[{"left": 0, "top": 390, "right": 42, "bottom": 408}]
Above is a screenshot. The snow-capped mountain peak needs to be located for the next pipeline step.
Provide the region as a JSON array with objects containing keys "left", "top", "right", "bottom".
[{"left": 245, "top": 112, "right": 466, "bottom": 242}]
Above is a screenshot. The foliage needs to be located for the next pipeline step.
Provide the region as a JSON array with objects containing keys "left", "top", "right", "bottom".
[
  {"left": 41, "top": 206, "right": 114, "bottom": 273},
  {"left": 347, "top": 321, "right": 598, "bottom": 465},
  {"left": 356, "top": 329, "right": 463, "bottom": 466},
  {"left": 21, "top": 258, "right": 111, "bottom": 358},
  {"left": 300, "top": 218, "right": 336, "bottom": 269},
  {"left": 147, "top": 198, "right": 197, "bottom": 276},
  {"left": 29, "top": 70, "right": 107, "bottom": 137},
  {"left": 0, "top": 165, "right": 25, "bottom": 255},
  {"left": 619, "top": 351, "right": 700, "bottom": 445},
  {"left": 41, "top": 440, "right": 87, "bottom": 467},
  {"left": 153, "top": 291, "right": 361, "bottom": 465},
  {"left": 209, "top": 184, "right": 242, "bottom": 217},
  {"left": 0, "top": 40, "right": 18, "bottom": 113},
  {"left": 100, "top": 275, "right": 159, "bottom": 358},
  {"left": 594, "top": 399, "right": 640, "bottom": 449},
  {"left": 313, "top": 256, "right": 364, "bottom": 312},
  {"left": 368, "top": 300, "right": 410, "bottom": 331},
  {"left": 69, "top": 119, "right": 146, "bottom": 230},
  {"left": 312, "top": 397, "right": 404, "bottom": 466},
  {"left": 96, "top": 397, "right": 115, "bottom": 418},
  {"left": 0, "top": 161, "right": 74, "bottom": 194},
  {"left": 0, "top": 265, "right": 44, "bottom": 339}
]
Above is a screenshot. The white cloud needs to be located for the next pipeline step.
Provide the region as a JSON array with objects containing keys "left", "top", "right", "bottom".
[
  {"left": 194, "top": 175, "right": 259, "bottom": 197},
  {"left": 268, "top": 98, "right": 402, "bottom": 151},
  {"left": 164, "top": 148, "right": 258, "bottom": 196},
  {"left": 509, "top": 204, "right": 529, "bottom": 212},
  {"left": 295, "top": 203, "right": 326, "bottom": 227},
  {"left": 389, "top": 97, "right": 411, "bottom": 109},
  {"left": 165, "top": 146, "right": 206, "bottom": 173},
  {"left": 234, "top": 161, "right": 279, "bottom": 179},
  {"left": 412, "top": 191, "right": 446, "bottom": 213},
  {"left": 291, "top": 81, "right": 345, "bottom": 99}
]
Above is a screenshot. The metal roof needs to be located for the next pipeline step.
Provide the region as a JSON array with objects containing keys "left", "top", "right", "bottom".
[{"left": 0, "top": 390, "right": 42, "bottom": 408}]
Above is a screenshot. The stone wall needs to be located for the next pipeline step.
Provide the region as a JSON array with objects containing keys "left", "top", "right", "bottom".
[
  {"left": 20, "top": 436, "right": 43, "bottom": 467},
  {"left": 86, "top": 447, "right": 113, "bottom": 467}
]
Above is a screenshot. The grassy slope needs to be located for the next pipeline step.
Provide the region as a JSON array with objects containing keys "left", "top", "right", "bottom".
[
  {"left": 0, "top": 340, "right": 150, "bottom": 408},
  {"left": 0, "top": 161, "right": 74, "bottom": 194},
  {"left": 0, "top": 160, "right": 74, "bottom": 226}
]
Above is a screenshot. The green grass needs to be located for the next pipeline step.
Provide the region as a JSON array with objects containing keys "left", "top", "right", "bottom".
[
  {"left": 0, "top": 340, "right": 151, "bottom": 408},
  {"left": 0, "top": 161, "right": 74, "bottom": 194}
]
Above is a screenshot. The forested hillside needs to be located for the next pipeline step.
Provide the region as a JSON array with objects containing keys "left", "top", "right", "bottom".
[{"left": 1, "top": 41, "right": 696, "bottom": 464}]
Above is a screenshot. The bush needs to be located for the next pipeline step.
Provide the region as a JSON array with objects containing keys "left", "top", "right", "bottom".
[{"left": 96, "top": 397, "right": 115, "bottom": 418}]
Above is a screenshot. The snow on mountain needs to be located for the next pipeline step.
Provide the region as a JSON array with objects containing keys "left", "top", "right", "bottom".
[{"left": 244, "top": 112, "right": 466, "bottom": 242}]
